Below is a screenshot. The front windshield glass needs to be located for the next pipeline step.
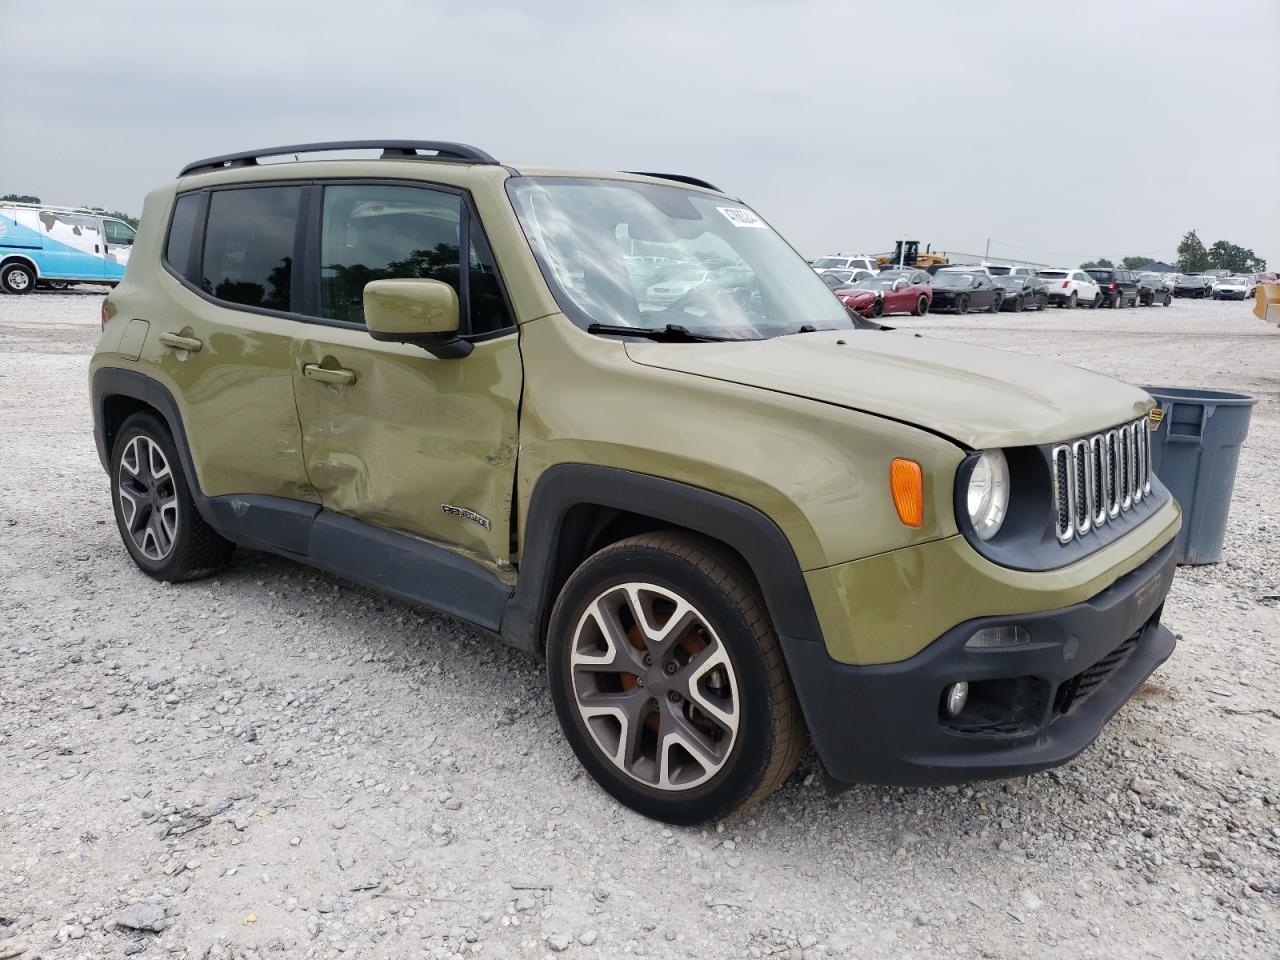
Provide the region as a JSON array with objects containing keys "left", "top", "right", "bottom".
[
  {"left": 507, "top": 177, "right": 853, "bottom": 339},
  {"left": 933, "top": 273, "right": 976, "bottom": 288},
  {"left": 854, "top": 277, "right": 894, "bottom": 290},
  {"left": 811, "top": 257, "right": 847, "bottom": 269}
]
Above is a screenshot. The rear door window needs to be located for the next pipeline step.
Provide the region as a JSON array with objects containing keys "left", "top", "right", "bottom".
[{"left": 201, "top": 186, "right": 303, "bottom": 312}]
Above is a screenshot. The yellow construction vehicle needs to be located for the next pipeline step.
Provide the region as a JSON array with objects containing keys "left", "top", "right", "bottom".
[{"left": 875, "top": 240, "right": 949, "bottom": 270}]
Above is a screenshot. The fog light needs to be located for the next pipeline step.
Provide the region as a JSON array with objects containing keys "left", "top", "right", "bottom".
[
  {"left": 944, "top": 681, "right": 969, "bottom": 717},
  {"left": 965, "top": 625, "right": 1031, "bottom": 649}
]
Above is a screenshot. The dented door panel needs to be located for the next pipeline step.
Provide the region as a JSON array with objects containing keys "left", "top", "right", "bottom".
[{"left": 292, "top": 325, "right": 522, "bottom": 573}]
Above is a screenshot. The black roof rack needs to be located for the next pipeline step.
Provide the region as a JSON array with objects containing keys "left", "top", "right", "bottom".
[
  {"left": 179, "top": 140, "right": 498, "bottom": 177},
  {"left": 624, "top": 171, "right": 722, "bottom": 192}
]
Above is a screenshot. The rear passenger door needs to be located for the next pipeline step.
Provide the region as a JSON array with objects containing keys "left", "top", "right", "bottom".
[
  {"left": 151, "top": 185, "right": 318, "bottom": 503},
  {"left": 290, "top": 181, "right": 522, "bottom": 571}
]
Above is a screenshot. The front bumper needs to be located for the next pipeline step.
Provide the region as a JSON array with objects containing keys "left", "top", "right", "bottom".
[
  {"left": 1214, "top": 290, "right": 1247, "bottom": 300},
  {"left": 789, "top": 539, "right": 1177, "bottom": 787}
]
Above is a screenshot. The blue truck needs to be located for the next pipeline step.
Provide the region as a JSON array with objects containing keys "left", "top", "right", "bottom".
[{"left": 0, "top": 202, "right": 136, "bottom": 293}]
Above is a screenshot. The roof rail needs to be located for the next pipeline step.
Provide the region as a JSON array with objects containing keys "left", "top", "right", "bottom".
[
  {"left": 624, "top": 171, "right": 722, "bottom": 192},
  {"left": 0, "top": 200, "right": 102, "bottom": 215},
  {"left": 179, "top": 140, "right": 499, "bottom": 177}
]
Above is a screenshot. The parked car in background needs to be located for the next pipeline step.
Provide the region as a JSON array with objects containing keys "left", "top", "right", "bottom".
[
  {"left": 1084, "top": 268, "right": 1139, "bottom": 308},
  {"left": 1173, "top": 274, "right": 1209, "bottom": 298},
  {"left": 834, "top": 274, "right": 933, "bottom": 317},
  {"left": 1036, "top": 268, "right": 1101, "bottom": 308},
  {"left": 876, "top": 268, "right": 932, "bottom": 286},
  {"left": 936, "top": 264, "right": 993, "bottom": 278},
  {"left": 1212, "top": 276, "right": 1254, "bottom": 301},
  {"left": 928, "top": 271, "right": 1002, "bottom": 314},
  {"left": 812, "top": 254, "right": 877, "bottom": 275},
  {"left": 994, "top": 275, "right": 1048, "bottom": 311},
  {"left": 645, "top": 266, "right": 720, "bottom": 306},
  {"left": 0, "top": 201, "right": 137, "bottom": 293},
  {"left": 820, "top": 268, "right": 875, "bottom": 289},
  {"left": 985, "top": 264, "right": 1036, "bottom": 277},
  {"left": 1136, "top": 274, "right": 1173, "bottom": 306}
]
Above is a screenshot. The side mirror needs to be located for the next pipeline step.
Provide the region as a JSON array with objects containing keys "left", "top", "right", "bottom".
[{"left": 363, "top": 278, "right": 472, "bottom": 359}]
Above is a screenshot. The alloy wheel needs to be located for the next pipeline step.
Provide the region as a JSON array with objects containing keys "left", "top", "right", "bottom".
[
  {"left": 117, "top": 435, "right": 179, "bottom": 562},
  {"left": 569, "top": 582, "right": 740, "bottom": 791}
]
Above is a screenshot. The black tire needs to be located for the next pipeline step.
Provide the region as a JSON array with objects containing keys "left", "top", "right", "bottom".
[
  {"left": 1163, "top": 292, "right": 1171, "bottom": 306},
  {"left": 1111, "top": 292, "right": 1122, "bottom": 309},
  {"left": 1, "top": 261, "right": 37, "bottom": 295},
  {"left": 109, "top": 412, "right": 234, "bottom": 582},
  {"left": 1067, "top": 291, "right": 1078, "bottom": 309},
  {"left": 955, "top": 295, "right": 969, "bottom": 315},
  {"left": 546, "top": 532, "right": 806, "bottom": 824},
  {"left": 1013, "top": 296, "right": 1025, "bottom": 313},
  {"left": 912, "top": 294, "right": 929, "bottom": 317},
  {"left": 870, "top": 297, "right": 884, "bottom": 318}
]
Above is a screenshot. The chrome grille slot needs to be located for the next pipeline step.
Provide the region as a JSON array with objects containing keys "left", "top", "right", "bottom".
[
  {"left": 1089, "top": 435, "right": 1108, "bottom": 526},
  {"left": 1106, "top": 430, "right": 1121, "bottom": 518},
  {"left": 1071, "top": 439, "right": 1092, "bottom": 536},
  {"left": 1052, "top": 445, "right": 1072, "bottom": 543},
  {"left": 1048, "top": 416, "right": 1159, "bottom": 549}
]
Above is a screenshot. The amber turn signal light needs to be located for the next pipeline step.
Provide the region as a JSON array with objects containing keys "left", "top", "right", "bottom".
[{"left": 890, "top": 458, "right": 924, "bottom": 527}]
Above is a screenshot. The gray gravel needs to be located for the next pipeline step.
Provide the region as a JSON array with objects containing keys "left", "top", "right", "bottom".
[{"left": 1, "top": 289, "right": 1277, "bottom": 959}]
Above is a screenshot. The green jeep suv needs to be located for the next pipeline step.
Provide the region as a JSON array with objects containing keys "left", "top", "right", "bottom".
[{"left": 90, "top": 141, "right": 1181, "bottom": 823}]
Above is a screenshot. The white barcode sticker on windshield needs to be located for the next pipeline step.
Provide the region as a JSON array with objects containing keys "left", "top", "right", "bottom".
[{"left": 717, "top": 207, "right": 767, "bottom": 229}]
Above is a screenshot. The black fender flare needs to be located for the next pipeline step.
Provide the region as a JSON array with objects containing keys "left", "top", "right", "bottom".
[
  {"left": 501, "top": 464, "right": 825, "bottom": 654},
  {"left": 90, "top": 367, "right": 216, "bottom": 526}
]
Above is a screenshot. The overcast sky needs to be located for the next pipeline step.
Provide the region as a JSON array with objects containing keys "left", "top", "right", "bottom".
[{"left": 5, "top": 0, "right": 1278, "bottom": 267}]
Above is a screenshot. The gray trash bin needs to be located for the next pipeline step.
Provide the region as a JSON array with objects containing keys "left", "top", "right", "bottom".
[{"left": 1144, "top": 387, "right": 1256, "bottom": 565}]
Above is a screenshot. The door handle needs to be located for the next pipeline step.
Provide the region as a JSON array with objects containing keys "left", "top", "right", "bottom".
[
  {"left": 302, "top": 363, "right": 357, "bottom": 386},
  {"left": 159, "top": 332, "right": 202, "bottom": 352}
]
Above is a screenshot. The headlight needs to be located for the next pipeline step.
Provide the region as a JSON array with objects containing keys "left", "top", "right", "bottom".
[{"left": 967, "top": 449, "right": 1010, "bottom": 541}]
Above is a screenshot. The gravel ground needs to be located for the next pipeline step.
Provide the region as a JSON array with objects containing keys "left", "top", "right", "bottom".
[{"left": 1, "top": 290, "right": 1277, "bottom": 960}]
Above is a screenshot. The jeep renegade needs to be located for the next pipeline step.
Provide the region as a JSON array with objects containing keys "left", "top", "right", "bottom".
[{"left": 90, "top": 140, "right": 1180, "bottom": 824}]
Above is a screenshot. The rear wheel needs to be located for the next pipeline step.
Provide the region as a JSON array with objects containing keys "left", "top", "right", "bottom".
[
  {"left": 110, "top": 412, "right": 234, "bottom": 581},
  {"left": 1, "top": 261, "right": 36, "bottom": 294},
  {"left": 1111, "top": 292, "right": 1122, "bottom": 309},
  {"left": 1067, "top": 291, "right": 1078, "bottom": 309},
  {"left": 547, "top": 533, "right": 805, "bottom": 824},
  {"left": 1163, "top": 292, "right": 1171, "bottom": 306}
]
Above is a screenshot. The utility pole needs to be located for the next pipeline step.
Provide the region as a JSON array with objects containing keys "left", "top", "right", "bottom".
[{"left": 985, "top": 238, "right": 990, "bottom": 262}]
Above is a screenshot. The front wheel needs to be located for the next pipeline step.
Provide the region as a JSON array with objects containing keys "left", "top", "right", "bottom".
[
  {"left": 110, "top": 412, "right": 234, "bottom": 581},
  {"left": 912, "top": 294, "right": 929, "bottom": 317},
  {"left": 869, "top": 298, "right": 884, "bottom": 318},
  {"left": 1013, "top": 296, "right": 1025, "bottom": 312},
  {"left": 1, "top": 261, "right": 36, "bottom": 294},
  {"left": 547, "top": 533, "right": 805, "bottom": 824},
  {"left": 955, "top": 295, "right": 969, "bottom": 315}
]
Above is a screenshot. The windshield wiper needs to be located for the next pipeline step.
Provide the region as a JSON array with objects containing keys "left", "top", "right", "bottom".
[{"left": 587, "top": 323, "right": 731, "bottom": 343}]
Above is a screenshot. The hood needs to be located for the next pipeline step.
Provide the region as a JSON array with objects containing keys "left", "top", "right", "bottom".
[
  {"left": 838, "top": 289, "right": 878, "bottom": 302},
  {"left": 625, "top": 330, "right": 1152, "bottom": 448}
]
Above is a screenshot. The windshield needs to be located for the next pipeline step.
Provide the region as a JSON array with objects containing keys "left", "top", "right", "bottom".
[
  {"left": 812, "top": 257, "right": 848, "bottom": 269},
  {"left": 507, "top": 177, "right": 853, "bottom": 338},
  {"left": 854, "top": 278, "right": 895, "bottom": 290},
  {"left": 1085, "top": 269, "right": 1113, "bottom": 281},
  {"left": 933, "top": 273, "right": 976, "bottom": 288},
  {"left": 994, "top": 277, "right": 1025, "bottom": 289}
]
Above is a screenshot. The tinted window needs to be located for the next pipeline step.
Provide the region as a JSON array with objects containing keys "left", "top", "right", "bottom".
[
  {"left": 320, "top": 184, "right": 461, "bottom": 325},
  {"left": 202, "top": 187, "right": 301, "bottom": 312},
  {"left": 164, "top": 194, "right": 201, "bottom": 278}
]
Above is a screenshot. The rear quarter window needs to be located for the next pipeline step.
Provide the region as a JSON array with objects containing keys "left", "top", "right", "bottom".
[{"left": 164, "top": 193, "right": 202, "bottom": 280}]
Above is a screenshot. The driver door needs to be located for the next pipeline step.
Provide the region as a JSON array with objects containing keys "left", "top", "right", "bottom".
[{"left": 291, "top": 181, "right": 522, "bottom": 571}]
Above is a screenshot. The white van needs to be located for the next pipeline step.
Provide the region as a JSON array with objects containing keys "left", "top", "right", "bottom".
[{"left": 0, "top": 202, "right": 136, "bottom": 293}]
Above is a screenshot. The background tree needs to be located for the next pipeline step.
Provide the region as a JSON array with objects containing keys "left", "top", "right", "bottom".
[
  {"left": 1121, "top": 256, "right": 1154, "bottom": 270},
  {"left": 1176, "top": 230, "right": 1211, "bottom": 272},
  {"left": 1080, "top": 257, "right": 1114, "bottom": 269},
  {"left": 1, "top": 193, "right": 42, "bottom": 204},
  {"left": 1206, "top": 239, "right": 1265, "bottom": 273},
  {"left": 85, "top": 206, "right": 140, "bottom": 229}
]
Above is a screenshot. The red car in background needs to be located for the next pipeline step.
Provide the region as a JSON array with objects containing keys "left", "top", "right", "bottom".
[{"left": 833, "top": 273, "right": 932, "bottom": 318}]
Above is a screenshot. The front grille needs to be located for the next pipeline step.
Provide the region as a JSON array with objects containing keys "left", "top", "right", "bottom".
[
  {"left": 1052, "top": 418, "right": 1153, "bottom": 544},
  {"left": 1054, "top": 631, "right": 1140, "bottom": 714}
]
